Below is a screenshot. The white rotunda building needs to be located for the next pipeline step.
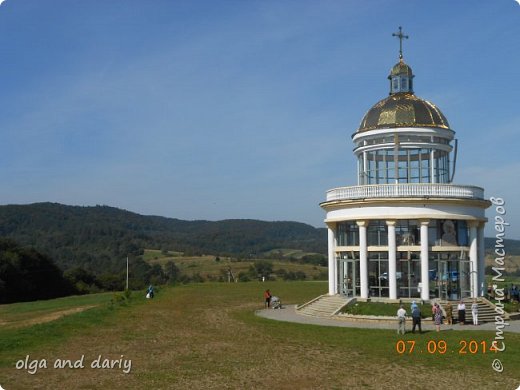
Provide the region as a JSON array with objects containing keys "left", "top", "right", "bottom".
[{"left": 321, "top": 28, "right": 490, "bottom": 302}]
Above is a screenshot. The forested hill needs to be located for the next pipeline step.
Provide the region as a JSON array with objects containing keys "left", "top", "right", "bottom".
[
  {"left": 0, "top": 203, "right": 327, "bottom": 273},
  {"left": 2, "top": 202, "right": 519, "bottom": 277}
]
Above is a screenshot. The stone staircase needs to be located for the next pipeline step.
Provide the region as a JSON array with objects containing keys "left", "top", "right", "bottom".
[
  {"left": 296, "top": 294, "right": 352, "bottom": 317},
  {"left": 443, "top": 298, "right": 509, "bottom": 323}
]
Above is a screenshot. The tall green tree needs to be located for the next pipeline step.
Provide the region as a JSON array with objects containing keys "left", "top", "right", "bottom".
[{"left": 0, "top": 239, "right": 75, "bottom": 303}]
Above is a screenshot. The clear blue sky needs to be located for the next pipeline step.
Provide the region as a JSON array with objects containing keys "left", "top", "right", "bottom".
[{"left": 0, "top": 1, "right": 518, "bottom": 239}]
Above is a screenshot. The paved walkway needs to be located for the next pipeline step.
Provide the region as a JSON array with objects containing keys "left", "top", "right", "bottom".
[{"left": 256, "top": 305, "right": 520, "bottom": 333}]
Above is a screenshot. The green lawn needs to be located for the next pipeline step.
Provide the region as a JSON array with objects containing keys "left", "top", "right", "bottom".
[
  {"left": 342, "top": 301, "right": 431, "bottom": 318},
  {"left": 0, "top": 292, "right": 113, "bottom": 319},
  {"left": 0, "top": 282, "right": 518, "bottom": 389}
]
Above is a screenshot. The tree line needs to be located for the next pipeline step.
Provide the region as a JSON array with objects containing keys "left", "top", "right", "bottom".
[
  {"left": 0, "top": 203, "right": 327, "bottom": 276},
  {"left": 0, "top": 238, "right": 187, "bottom": 303},
  {"left": 0, "top": 203, "right": 328, "bottom": 302}
]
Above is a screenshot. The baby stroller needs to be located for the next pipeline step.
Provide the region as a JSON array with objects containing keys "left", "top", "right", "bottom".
[{"left": 271, "top": 296, "right": 282, "bottom": 309}]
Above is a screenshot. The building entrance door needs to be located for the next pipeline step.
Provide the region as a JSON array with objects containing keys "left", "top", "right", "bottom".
[
  {"left": 397, "top": 253, "right": 420, "bottom": 298},
  {"left": 437, "top": 260, "right": 450, "bottom": 301},
  {"left": 459, "top": 260, "right": 472, "bottom": 299},
  {"left": 435, "top": 260, "right": 462, "bottom": 300},
  {"left": 338, "top": 259, "right": 359, "bottom": 297}
]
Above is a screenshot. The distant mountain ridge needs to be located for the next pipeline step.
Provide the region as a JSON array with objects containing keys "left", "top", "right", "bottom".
[
  {"left": 1, "top": 203, "right": 519, "bottom": 275},
  {"left": 0, "top": 203, "right": 327, "bottom": 273}
]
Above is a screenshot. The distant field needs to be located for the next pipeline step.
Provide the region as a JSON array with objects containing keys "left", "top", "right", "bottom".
[
  {"left": 142, "top": 249, "right": 183, "bottom": 262},
  {"left": 143, "top": 249, "right": 327, "bottom": 280},
  {"left": 262, "top": 248, "right": 323, "bottom": 259},
  {"left": 0, "top": 282, "right": 519, "bottom": 389},
  {"left": 485, "top": 255, "right": 520, "bottom": 274}
]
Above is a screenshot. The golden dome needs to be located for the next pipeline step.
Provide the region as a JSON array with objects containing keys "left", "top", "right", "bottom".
[
  {"left": 357, "top": 92, "right": 450, "bottom": 132},
  {"left": 390, "top": 60, "right": 413, "bottom": 77}
]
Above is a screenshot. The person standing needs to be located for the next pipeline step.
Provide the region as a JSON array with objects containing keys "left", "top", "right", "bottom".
[
  {"left": 457, "top": 300, "right": 466, "bottom": 325},
  {"left": 397, "top": 305, "right": 407, "bottom": 335},
  {"left": 471, "top": 299, "right": 479, "bottom": 325},
  {"left": 147, "top": 284, "right": 154, "bottom": 299},
  {"left": 264, "top": 289, "right": 272, "bottom": 308},
  {"left": 411, "top": 304, "right": 422, "bottom": 334},
  {"left": 444, "top": 302, "right": 453, "bottom": 325},
  {"left": 433, "top": 303, "right": 442, "bottom": 332}
]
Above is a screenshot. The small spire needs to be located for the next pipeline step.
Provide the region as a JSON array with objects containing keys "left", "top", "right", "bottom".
[
  {"left": 392, "top": 26, "right": 409, "bottom": 60},
  {"left": 388, "top": 28, "right": 414, "bottom": 95}
]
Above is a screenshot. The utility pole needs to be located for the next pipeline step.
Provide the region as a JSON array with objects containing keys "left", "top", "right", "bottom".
[{"left": 126, "top": 256, "right": 129, "bottom": 290}]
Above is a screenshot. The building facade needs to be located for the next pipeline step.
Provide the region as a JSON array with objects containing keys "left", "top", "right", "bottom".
[{"left": 321, "top": 30, "right": 490, "bottom": 302}]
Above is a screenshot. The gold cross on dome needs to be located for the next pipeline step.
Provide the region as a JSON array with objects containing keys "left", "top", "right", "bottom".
[{"left": 392, "top": 26, "right": 409, "bottom": 59}]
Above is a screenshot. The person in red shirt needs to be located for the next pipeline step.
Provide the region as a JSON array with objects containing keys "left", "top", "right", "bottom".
[{"left": 264, "top": 289, "right": 272, "bottom": 308}]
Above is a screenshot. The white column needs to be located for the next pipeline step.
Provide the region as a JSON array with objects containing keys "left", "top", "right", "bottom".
[
  {"left": 430, "top": 149, "right": 436, "bottom": 184},
  {"left": 327, "top": 225, "right": 336, "bottom": 295},
  {"left": 362, "top": 151, "right": 367, "bottom": 185},
  {"left": 420, "top": 220, "right": 430, "bottom": 301},
  {"left": 357, "top": 221, "right": 369, "bottom": 299},
  {"left": 469, "top": 221, "right": 478, "bottom": 299},
  {"left": 477, "top": 223, "right": 485, "bottom": 297},
  {"left": 357, "top": 156, "right": 362, "bottom": 185},
  {"left": 387, "top": 220, "right": 397, "bottom": 300}
]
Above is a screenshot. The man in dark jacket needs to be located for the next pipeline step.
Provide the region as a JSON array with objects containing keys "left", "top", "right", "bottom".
[{"left": 411, "top": 305, "right": 422, "bottom": 333}]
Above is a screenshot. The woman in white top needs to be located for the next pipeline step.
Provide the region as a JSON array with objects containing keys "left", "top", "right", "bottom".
[
  {"left": 457, "top": 300, "right": 466, "bottom": 325},
  {"left": 471, "top": 299, "right": 478, "bottom": 325}
]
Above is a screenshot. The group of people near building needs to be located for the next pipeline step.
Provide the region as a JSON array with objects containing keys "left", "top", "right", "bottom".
[
  {"left": 453, "top": 300, "right": 480, "bottom": 326},
  {"left": 488, "top": 284, "right": 519, "bottom": 302},
  {"left": 397, "top": 299, "right": 479, "bottom": 334},
  {"left": 397, "top": 301, "right": 423, "bottom": 334},
  {"left": 507, "top": 284, "right": 519, "bottom": 302}
]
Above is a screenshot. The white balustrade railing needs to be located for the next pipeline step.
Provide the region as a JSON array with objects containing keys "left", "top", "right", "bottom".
[{"left": 325, "top": 183, "right": 485, "bottom": 202}]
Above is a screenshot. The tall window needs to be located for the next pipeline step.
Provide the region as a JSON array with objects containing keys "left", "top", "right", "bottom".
[
  {"left": 396, "top": 220, "right": 420, "bottom": 245},
  {"left": 367, "top": 220, "right": 388, "bottom": 246},
  {"left": 337, "top": 222, "right": 359, "bottom": 246},
  {"left": 360, "top": 147, "right": 448, "bottom": 185},
  {"left": 428, "top": 220, "right": 469, "bottom": 247},
  {"left": 393, "top": 79, "right": 399, "bottom": 91},
  {"left": 368, "top": 252, "right": 389, "bottom": 297},
  {"left": 397, "top": 251, "right": 420, "bottom": 298},
  {"left": 356, "top": 136, "right": 453, "bottom": 185}
]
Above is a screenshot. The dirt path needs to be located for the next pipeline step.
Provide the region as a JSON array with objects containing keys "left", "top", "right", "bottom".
[{"left": 0, "top": 305, "right": 98, "bottom": 329}]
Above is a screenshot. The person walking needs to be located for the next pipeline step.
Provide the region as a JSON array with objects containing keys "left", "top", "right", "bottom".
[
  {"left": 411, "top": 304, "right": 422, "bottom": 334},
  {"left": 397, "top": 305, "right": 407, "bottom": 335},
  {"left": 457, "top": 300, "right": 466, "bottom": 325},
  {"left": 471, "top": 299, "right": 479, "bottom": 325}
]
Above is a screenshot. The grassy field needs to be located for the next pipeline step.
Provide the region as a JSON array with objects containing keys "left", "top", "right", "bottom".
[
  {"left": 0, "top": 292, "right": 114, "bottom": 329},
  {"left": 143, "top": 249, "right": 328, "bottom": 280},
  {"left": 262, "top": 248, "right": 322, "bottom": 259},
  {"left": 0, "top": 281, "right": 519, "bottom": 389}
]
